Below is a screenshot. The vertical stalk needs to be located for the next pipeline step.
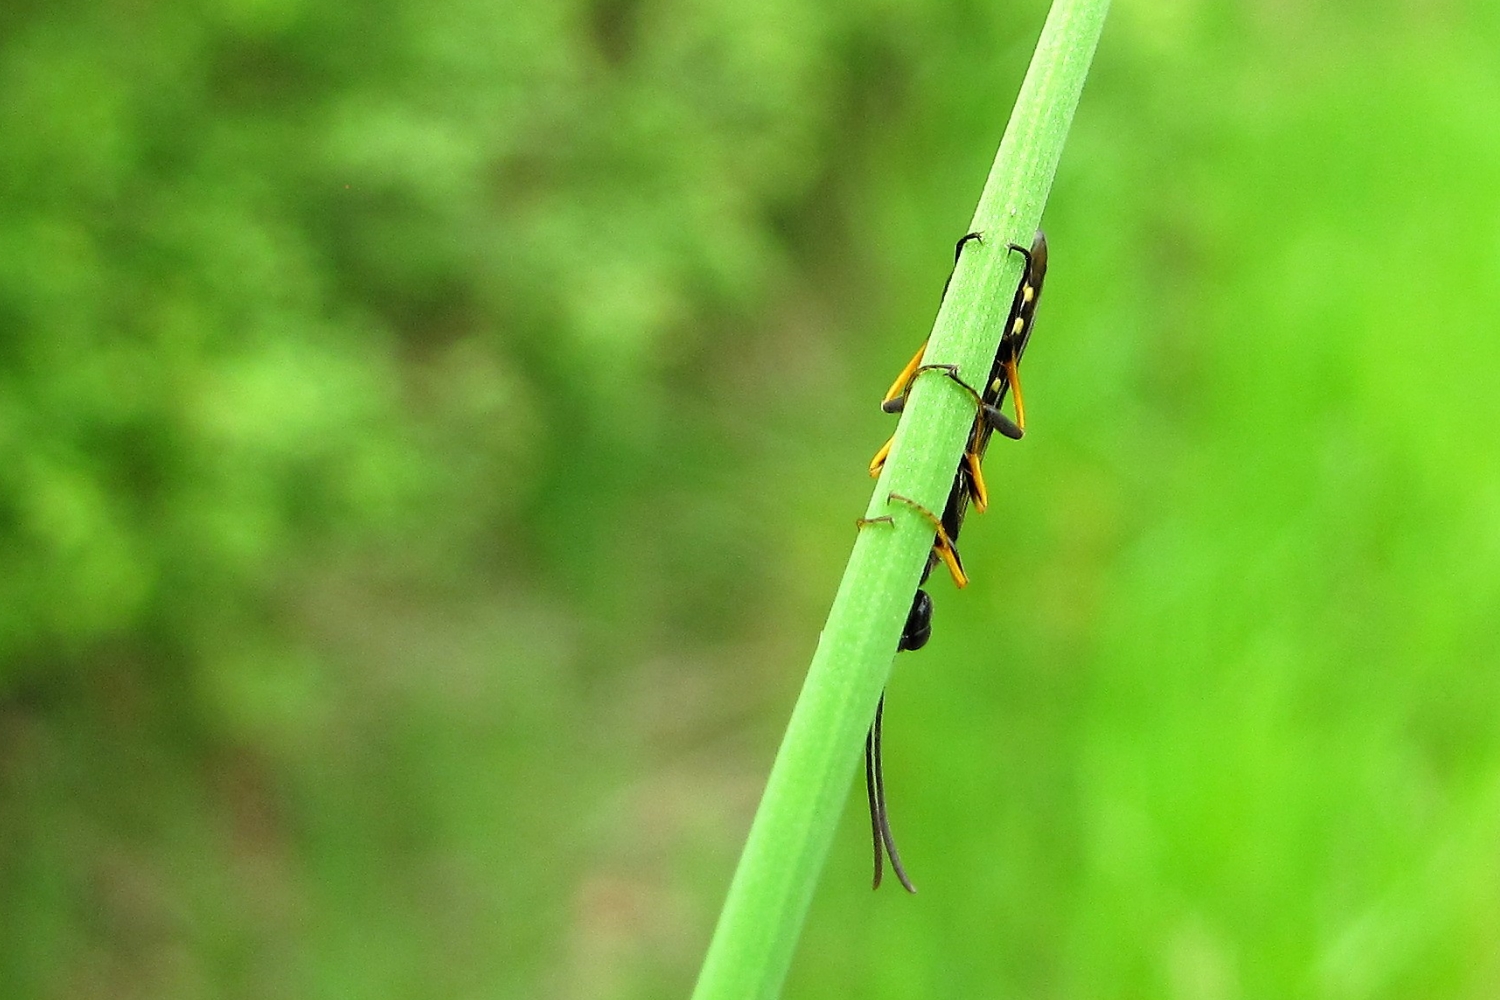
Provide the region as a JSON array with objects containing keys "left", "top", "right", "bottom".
[{"left": 691, "top": 2, "right": 1111, "bottom": 997}]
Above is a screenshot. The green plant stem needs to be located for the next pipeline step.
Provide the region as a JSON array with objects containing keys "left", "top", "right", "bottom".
[{"left": 690, "top": 2, "right": 1110, "bottom": 997}]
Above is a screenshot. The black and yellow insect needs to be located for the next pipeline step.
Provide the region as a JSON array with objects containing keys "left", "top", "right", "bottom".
[
  {"left": 860, "top": 229, "right": 1049, "bottom": 892},
  {"left": 870, "top": 230, "right": 1048, "bottom": 508}
]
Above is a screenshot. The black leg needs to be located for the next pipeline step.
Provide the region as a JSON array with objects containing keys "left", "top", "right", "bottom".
[{"left": 939, "top": 231, "right": 985, "bottom": 303}]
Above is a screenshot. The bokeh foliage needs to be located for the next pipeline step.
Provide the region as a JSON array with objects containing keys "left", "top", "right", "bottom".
[{"left": 3, "top": 0, "right": 1499, "bottom": 998}]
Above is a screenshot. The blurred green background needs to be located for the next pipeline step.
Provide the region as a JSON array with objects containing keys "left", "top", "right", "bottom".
[{"left": 4, "top": 0, "right": 1500, "bottom": 997}]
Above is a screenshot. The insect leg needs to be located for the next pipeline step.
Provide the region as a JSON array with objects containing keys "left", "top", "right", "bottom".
[
  {"left": 1002, "top": 356, "right": 1026, "bottom": 433},
  {"left": 879, "top": 340, "right": 928, "bottom": 414},
  {"left": 868, "top": 434, "right": 895, "bottom": 478},
  {"left": 887, "top": 491, "right": 968, "bottom": 589},
  {"left": 878, "top": 231, "right": 987, "bottom": 415},
  {"left": 898, "top": 364, "right": 1017, "bottom": 509},
  {"left": 938, "top": 231, "right": 985, "bottom": 303}
]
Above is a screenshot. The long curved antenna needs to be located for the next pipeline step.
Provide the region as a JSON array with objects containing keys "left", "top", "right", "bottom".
[
  {"left": 871, "top": 694, "right": 916, "bottom": 892},
  {"left": 864, "top": 724, "right": 884, "bottom": 889}
]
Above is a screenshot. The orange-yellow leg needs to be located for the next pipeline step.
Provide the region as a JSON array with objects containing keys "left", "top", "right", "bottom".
[
  {"left": 887, "top": 492, "right": 968, "bottom": 589},
  {"left": 964, "top": 447, "right": 989, "bottom": 514},
  {"left": 869, "top": 434, "right": 894, "bottom": 478},
  {"left": 930, "top": 528, "right": 968, "bottom": 590},
  {"left": 872, "top": 364, "right": 969, "bottom": 476},
  {"left": 1004, "top": 356, "right": 1026, "bottom": 432},
  {"left": 880, "top": 339, "right": 929, "bottom": 413}
]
